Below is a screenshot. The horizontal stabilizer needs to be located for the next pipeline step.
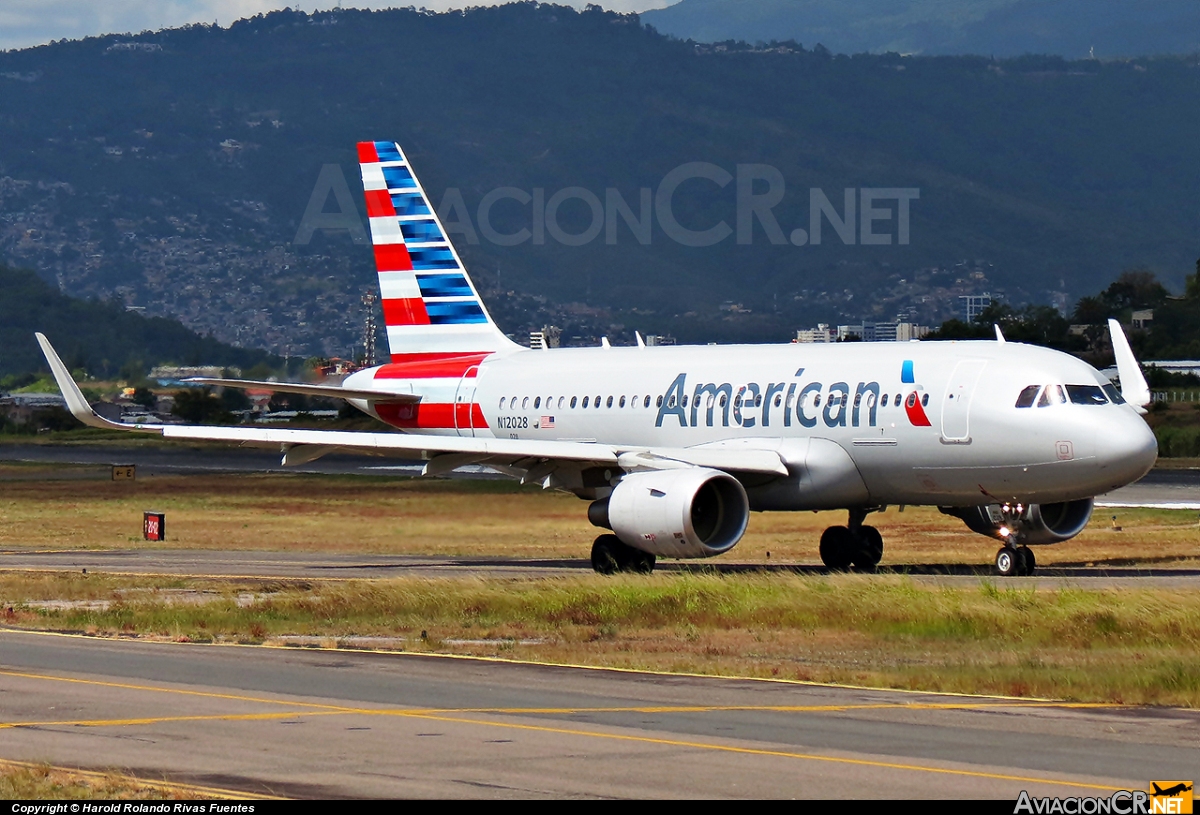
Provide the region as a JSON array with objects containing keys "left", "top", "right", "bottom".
[{"left": 183, "top": 377, "right": 421, "bottom": 404}]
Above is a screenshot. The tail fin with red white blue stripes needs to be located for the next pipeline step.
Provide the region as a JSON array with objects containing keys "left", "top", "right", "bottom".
[{"left": 357, "top": 141, "right": 519, "bottom": 363}]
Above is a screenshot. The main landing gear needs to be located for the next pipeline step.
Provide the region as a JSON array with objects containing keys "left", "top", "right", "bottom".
[
  {"left": 591, "top": 534, "right": 656, "bottom": 575},
  {"left": 995, "top": 544, "right": 1036, "bottom": 577},
  {"left": 819, "top": 508, "right": 884, "bottom": 571}
]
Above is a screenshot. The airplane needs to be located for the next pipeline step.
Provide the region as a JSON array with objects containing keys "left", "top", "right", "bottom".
[
  {"left": 35, "top": 140, "right": 1160, "bottom": 577},
  {"left": 1152, "top": 783, "right": 1193, "bottom": 798}
]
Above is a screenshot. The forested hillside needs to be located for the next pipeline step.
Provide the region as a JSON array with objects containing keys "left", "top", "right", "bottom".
[
  {"left": 1, "top": 5, "right": 1198, "bottom": 355},
  {"left": 0, "top": 264, "right": 277, "bottom": 378},
  {"left": 642, "top": 0, "right": 1200, "bottom": 58}
]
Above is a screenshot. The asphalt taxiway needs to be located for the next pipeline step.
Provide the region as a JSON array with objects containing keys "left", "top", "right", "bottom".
[{"left": 2, "top": 629, "right": 1196, "bottom": 799}]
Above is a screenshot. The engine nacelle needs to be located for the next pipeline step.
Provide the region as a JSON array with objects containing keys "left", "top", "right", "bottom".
[
  {"left": 942, "top": 498, "right": 1094, "bottom": 545},
  {"left": 588, "top": 468, "right": 750, "bottom": 558}
]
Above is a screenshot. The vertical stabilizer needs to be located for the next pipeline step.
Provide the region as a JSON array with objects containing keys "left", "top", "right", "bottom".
[{"left": 357, "top": 141, "right": 518, "bottom": 362}]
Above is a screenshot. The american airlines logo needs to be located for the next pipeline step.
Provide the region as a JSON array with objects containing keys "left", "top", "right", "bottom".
[
  {"left": 654, "top": 369, "right": 929, "bottom": 430},
  {"left": 296, "top": 163, "right": 919, "bottom": 249}
]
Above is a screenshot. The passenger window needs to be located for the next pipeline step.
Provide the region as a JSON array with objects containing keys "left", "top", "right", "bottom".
[
  {"left": 645, "top": 395, "right": 651, "bottom": 408},
  {"left": 606, "top": 396, "right": 613, "bottom": 408},
  {"left": 499, "top": 397, "right": 507, "bottom": 409},
  {"left": 682, "top": 396, "right": 689, "bottom": 408},
  {"left": 814, "top": 394, "right": 821, "bottom": 407},
  {"left": 522, "top": 397, "right": 529, "bottom": 409},
  {"left": 774, "top": 394, "right": 782, "bottom": 407},
  {"left": 619, "top": 396, "right": 626, "bottom": 408},
  {"left": 595, "top": 395, "right": 601, "bottom": 408},
  {"left": 570, "top": 396, "right": 577, "bottom": 408},
  {"left": 534, "top": 397, "right": 541, "bottom": 409},
  {"left": 583, "top": 396, "right": 589, "bottom": 408},
  {"left": 921, "top": 393, "right": 929, "bottom": 407},
  {"left": 1015, "top": 385, "right": 1039, "bottom": 408},
  {"left": 657, "top": 395, "right": 664, "bottom": 407}
]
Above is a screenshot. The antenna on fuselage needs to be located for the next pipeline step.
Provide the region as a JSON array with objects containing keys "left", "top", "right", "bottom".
[
  {"left": 994, "top": 324, "right": 1006, "bottom": 343},
  {"left": 601, "top": 337, "right": 611, "bottom": 349},
  {"left": 635, "top": 331, "right": 645, "bottom": 349}
]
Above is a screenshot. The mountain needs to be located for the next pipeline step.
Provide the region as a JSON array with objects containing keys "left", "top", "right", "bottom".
[
  {"left": 0, "top": 263, "right": 277, "bottom": 378},
  {"left": 640, "top": 0, "right": 1200, "bottom": 58},
  {"left": 0, "top": 5, "right": 1198, "bottom": 353}
]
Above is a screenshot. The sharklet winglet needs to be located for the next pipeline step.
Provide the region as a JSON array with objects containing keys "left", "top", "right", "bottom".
[{"left": 34, "top": 333, "right": 163, "bottom": 433}]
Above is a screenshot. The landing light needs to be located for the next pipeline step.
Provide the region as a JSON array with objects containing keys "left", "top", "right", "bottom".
[{"left": 998, "top": 525, "right": 1012, "bottom": 539}]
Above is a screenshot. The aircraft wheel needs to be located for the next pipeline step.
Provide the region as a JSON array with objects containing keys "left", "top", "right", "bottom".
[
  {"left": 995, "top": 545, "right": 1020, "bottom": 577},
  {"left": 629, "top": 549, "right": 656, "bottom": 574},
  {"left": 819, "top": 526, "right": 855, "bottom": 570},
  {"left": 852, "top": 525, "right": 884, "bottom": 569},
  {"left": 1017, "top": 546, "right": 1036, "bottom": 576},
  {"left": 591, "top": 534, "right": 623, "bottom": 575}
]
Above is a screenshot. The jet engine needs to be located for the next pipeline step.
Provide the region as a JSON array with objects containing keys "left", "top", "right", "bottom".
[
  {"left": 942, "top": 498, "right": 1094, "bottom": 545},
  {"left": 588, "top": 468, "right": 750, "bottom": 558}
]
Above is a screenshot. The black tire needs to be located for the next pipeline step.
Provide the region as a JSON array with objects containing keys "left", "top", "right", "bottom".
[
  {"left": 995, "top": 546, "right": 1020, "bottom": 577},
  {"left": 630, "top": 550, "right": 656, "bottom": 574},
  {"left": 852, "top": 525, "right": 884, "bottom": 569},
  {"left": 591, "top": 534, "right": 622, "bottom": 575},
  {"left": 1017, "top": 546, "right": 1036, "bottom": 576},
  {"left": 819, "top": 526, "right": 855, "bottom": 570}
]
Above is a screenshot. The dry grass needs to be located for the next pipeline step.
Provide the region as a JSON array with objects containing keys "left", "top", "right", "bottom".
[
  {"left": 0, "top": 760, "right": 204, "bottom": 799},
  {"left": 3, "top": 571, "right": 1199, "bottom": 706},
  {"left": 3, "top": 464, "right": 1200, "bottom": 707},
  {"left": 1, "top": 467, "right": 1198, "bottom": 567}
]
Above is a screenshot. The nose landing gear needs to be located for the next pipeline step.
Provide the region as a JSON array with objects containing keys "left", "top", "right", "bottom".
[{"left": 995, "top": 544, "right": 1036, "bottom": 577}]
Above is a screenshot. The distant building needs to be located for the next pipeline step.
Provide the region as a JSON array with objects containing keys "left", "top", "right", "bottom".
[
  {"left": 1131, "top": 309, "right": 1154, "bottom": 329},
  {"left": 0, "top": 393, "right": 67, "bottom": 425},
  {"left": 795, "top": 324, "right": 833, "bottom": 343},
  {"left": 960, "top": 294, "right": 992, "bottom": 323},
  {"left": 812, "top": 321, "right": 931, "bottom": 343},
  {"left": 150, "top": 365, "right": 234, "bottom": 386}
]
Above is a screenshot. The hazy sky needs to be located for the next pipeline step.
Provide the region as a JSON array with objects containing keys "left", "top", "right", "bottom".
[{"left": 0, "top": 0, "right": 675, "bottom": 51}]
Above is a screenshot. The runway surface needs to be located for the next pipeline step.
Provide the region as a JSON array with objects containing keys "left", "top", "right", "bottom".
[
  {"left": 2, "top": 548, "right": 1200, "bottom": 587},
  {"left": 2, "top": 629, "right": 1196, "bottom": 799}
]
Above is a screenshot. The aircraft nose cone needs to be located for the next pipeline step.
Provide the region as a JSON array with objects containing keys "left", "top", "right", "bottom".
[{"left": 1097, "top": 412, "right": 1158, "bottom": 485}]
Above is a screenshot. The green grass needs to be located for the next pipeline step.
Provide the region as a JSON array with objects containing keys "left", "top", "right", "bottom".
[{"left": 5, "top": 571, "right": 1200, "bottom": 706}]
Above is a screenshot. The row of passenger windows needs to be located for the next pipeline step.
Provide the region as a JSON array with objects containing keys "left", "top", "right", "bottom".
[
  {"left": 1014, "top": 383, "right": 1124, "bottom": 408},
  {"left": 498, "top": 391, "right": 931, "bottom": 411}
]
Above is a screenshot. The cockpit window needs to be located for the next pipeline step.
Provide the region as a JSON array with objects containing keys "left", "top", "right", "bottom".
[
  {"left": 1102, "top": 383, "right": 1126, "bottom": 405},
  {"left": 1066, "top": 384, "right": 1108, "bottom": 405},
  {"left": 1015, "top": 385, "right": 1040, "bottom": 408},
  {"left": 1037, "top": 385, "right": 1066, "bottom": 407}
]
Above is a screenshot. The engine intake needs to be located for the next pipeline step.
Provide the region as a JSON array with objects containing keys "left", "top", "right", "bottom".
[
  {"left": 589, "top": 468, "right": 750, "bottom": 558},
  {"left": 942, "top": 498, "right": 1094, "bottom": 545}
]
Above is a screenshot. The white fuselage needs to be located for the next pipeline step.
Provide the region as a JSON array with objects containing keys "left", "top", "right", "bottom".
[{"left": 345, "top": 339, "right": 1157, "bottom": 509}]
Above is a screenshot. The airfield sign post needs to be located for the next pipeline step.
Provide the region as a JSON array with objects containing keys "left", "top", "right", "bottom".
[{"left": 143, "top": 511, "right": 166, "bottom": 542}]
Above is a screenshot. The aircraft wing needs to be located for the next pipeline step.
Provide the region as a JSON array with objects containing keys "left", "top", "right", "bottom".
[
  {"left": 35, "top": 333, "right": 788, "bottom": 478},
  {"left": 183, "top": 377, "right": 421, "bottom": 404}
]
